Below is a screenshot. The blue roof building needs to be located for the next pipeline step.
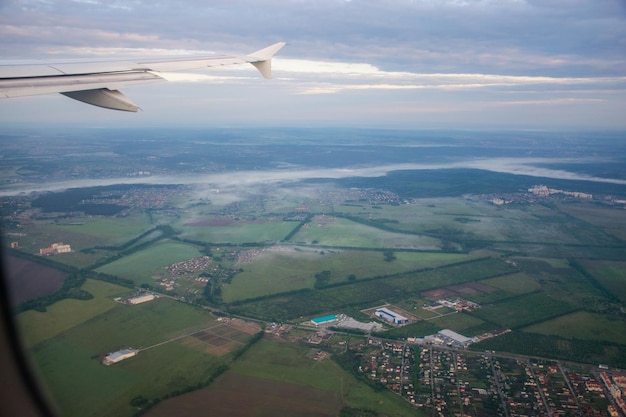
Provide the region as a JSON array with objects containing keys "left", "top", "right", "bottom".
[{"left": 311, "top": 315, "right": 338, "bottom": 326}]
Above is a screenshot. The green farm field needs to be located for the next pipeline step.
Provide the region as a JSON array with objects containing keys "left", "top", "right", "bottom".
[
  {"left": 480, "top": 272, "right": 541, "bottom": 294},
  {"left": 13, "top": 213, "right": 152, "bottom": 267},
  {"left": 94, "top": 240, "right": 203, "bottom": 284},
  {"left": 233, "top": 341, "right": 419, "bottom": 417},
  {"left": 35, "top": 336, "right": 226, "bottom": 417},
  {"left": 28, "top": 297, "right": 235, "bottom": 417},
  {"left": 177, "top": 218, "right": 298, "bottom": 244},
  {"left": 17, "top": 279, "right": 131, "bottom": 348},
  {"left": 228, "top": 257, "right": 516, "bottom": 321},
  {"left": 471, "top": 292, "right": 576, "bottom": 329},
  {"left": 31, "top": 297, "right": 218, "bottom": 358},
  {"left": 146, "top": 372, "right": 341, "bottom": 417},
  {"left": 342, "top": 198, "right": 491, "bottom": 231},
  {"left": 146, "top": 338, "right": 421, "bottom": 417},
  {"left": 557, "top": 202, "right": 626, "bottom": 241},
  {"left": 338, "top": 199, "right": 599, "bottom": 244},
  {"left": 49, "top": 214, "right": 152, "bottom": 245},
  {"left": 59, "top": 298, "right": 217, "bottom": 351},
  {"left": 229, "top": 339, "right": 420, "bottom": 416},
  {"left": 427, "top": 311, "right": 487, "bottom": 333},
  {"left": 222, "top": 248, "right": 474, "bottom": 302},
  {"left": 394, "top": 297, "right": 442, "bottom": 319},
  {"left": 579, "top": 259, "right": 626, "bottom": 303},
  {"left": 522, "top": 311, "right": 626, "bottom": 345},
  {"left": 291, "top": 216, "right": 442, "bottom": 249}
]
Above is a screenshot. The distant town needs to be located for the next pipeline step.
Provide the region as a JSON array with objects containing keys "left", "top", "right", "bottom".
[{"left": 482, "top": 184, "right": 626, "bottom": 208}]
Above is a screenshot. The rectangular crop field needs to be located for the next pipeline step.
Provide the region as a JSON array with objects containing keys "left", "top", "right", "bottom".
[
  {"left": 291, "top": 216, "right": 442, "bottom": 249},
  {"left": 522, "top": 311, "right": 626, "bottom": 345},
  {"left": 579, "top": 259, "right": 626, "bottom": 303},
  {"left": 180, "top": 321, "right": 259, "bottom": 356},
  {"left": 95, "top": 240, "right": 203, "bottom": 285},
  {"left": 471, "top": 292, "right": 576, "bottom": 329},
  {"left": 222, "top": 248, "right": 473, "bottom": 302},
  {"left": 386, "top": 257, "right": 517, "bottom": 294},
  {"left": 13, "top": 213, "right": 153, "bottom": 268},
  {"left": 5, "top": 255, "right": 67, "bottom": 306},
  {"left": 230, "top": 257, "right": 518, "bottom": 321},
  {"left": 26, "top": 297, "right": 239, "bottom": 417},
  {"left": 49, "top": 213, "right": 152, "bottom": 245},
  {"left": 146, "top": 339, "right": 417, "bottom": 417},
  {"left": 229, "top": 290, "right": 339, "bottom": 322},
  {"left": 60, "top": 298, "right": 216, "bottom": 352},
  {"left": 178, "top": 218, "right": 298, "bottom": 244},
  {"left": 480, "top": 272, "right": 541, "bottom": 294},
  {"left": 17, "top": 279, "right": 131, "bottom": 348},
  {"left": 557, "top": 203, "right": 626, "bottom": 241},
  {"left": 348, "top": 200, "right": 608, "bottom": 245},
  {"left": 427, "top": 312, "right": 486, "bottom": 333},
  {"left": 33, "top": 336, "right": 226, "bottom": 417}
]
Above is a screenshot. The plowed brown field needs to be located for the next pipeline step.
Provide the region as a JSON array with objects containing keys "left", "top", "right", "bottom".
[{"left": 146, "top": 372, "right": 340, "bottom": 417}]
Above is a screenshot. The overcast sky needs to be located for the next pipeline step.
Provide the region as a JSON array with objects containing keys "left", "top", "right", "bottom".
[{"left": 1, "top": 0, "right": 625, "bottom": 129}]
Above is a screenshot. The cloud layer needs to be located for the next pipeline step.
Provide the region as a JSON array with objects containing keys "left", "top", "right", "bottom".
[{"left": 1, "top": 0, "right": 625, "bottom": 128}]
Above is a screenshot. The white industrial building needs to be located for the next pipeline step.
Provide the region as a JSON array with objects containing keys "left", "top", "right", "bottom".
[
  {"left": 335, "top": 317, "right": 384, "bottom": 333},
  {"left": 375, "top": 308, "right": 409, "bottom": 325},
  {"left": 128, "top": 294, "right": 156, "bottom": 305},
  {"left": 103, "top": 348, "right": 138, "bottom": 365},
  {"left": 438, "top": 329, "right": 472, "bottom": 345}
]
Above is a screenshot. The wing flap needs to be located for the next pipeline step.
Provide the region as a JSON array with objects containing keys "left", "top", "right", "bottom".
[
  {"left": 61, "top": 88, "right": 139, "bottom": 112},
  {"left": 0, "top": 71, "right": 163, "bottom": 98}
]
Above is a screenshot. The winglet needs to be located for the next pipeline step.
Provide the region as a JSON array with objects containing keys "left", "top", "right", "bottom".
[{"left": 246, "top": 42, "right": 286, "bottom": 79}]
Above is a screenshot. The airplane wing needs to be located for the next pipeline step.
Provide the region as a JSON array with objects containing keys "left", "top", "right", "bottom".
[{"left": 0, "top": 42, "right": 285, "bottom": 112}]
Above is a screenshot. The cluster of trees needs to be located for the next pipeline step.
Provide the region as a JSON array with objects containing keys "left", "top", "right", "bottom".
[
  {"left": 383, "top": 250, "right": 396, "bottom": 262},
  {"left": 203, "top": 281, "right": 222, "bottom": 304},
  {"left": 32, "top": 187, "right": 128, "bottom": 215},
  {"left": 314, "top": 270, "right": 332, "bottom": 289}
]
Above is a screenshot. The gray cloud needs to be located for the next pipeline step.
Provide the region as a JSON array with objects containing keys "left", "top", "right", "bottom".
[
  {"left": 0, "top": 0, "right": 624, "bottom": 128},
  {"left": 2, "top": 0, "right": 625, "bottom": 75}
]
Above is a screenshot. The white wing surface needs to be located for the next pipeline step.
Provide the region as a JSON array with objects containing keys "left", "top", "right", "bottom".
[{"left": 0, "top": 42, "right": 285, "bottom": 112}]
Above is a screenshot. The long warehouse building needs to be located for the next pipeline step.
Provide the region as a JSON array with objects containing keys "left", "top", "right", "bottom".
[
  {"left": 103, "top": 348, "right": 138, "bottom": 365},
  {"left": 375, "top": 308, "right": 409, "bottom": 325}
]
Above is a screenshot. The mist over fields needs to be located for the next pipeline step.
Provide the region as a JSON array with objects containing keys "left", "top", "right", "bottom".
[{"left": 2, "top": 128, "right": 626, "bottom": 197}]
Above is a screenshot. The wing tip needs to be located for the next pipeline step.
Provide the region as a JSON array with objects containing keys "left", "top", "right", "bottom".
[
  {"left": 249, "top": 42, "right": 286, "bottom": 61},
  {"left": 247, "top": 42, "right": 286, "bottom": 79}
]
